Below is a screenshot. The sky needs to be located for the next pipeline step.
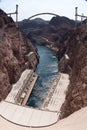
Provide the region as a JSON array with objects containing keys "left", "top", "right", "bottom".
[{"left": 0, "top": 0, "right": 87, "bottom": 21}]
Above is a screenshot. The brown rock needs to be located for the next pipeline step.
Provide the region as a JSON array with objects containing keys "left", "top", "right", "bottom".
[
  {"left": 0, "top": 9, "right": 38, "bottom": 101},
  {"left": 59, "top": 23, "right": 87, "bottom": 118}
]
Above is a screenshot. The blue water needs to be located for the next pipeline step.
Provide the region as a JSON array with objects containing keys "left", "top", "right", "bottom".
[{"left": 27, "top": 44, "right": 58, "bottom": 108}]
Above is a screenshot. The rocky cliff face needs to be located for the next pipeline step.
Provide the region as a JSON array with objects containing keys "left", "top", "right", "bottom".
[
  {"left": 19, "top": 16, "right": 75, "bottom": 50},
  {"left": 0, "top": 9, "right": 38, "bottom": 101},
  {"left": 58, "top": 23, "right": 87, "bottom": 118}
]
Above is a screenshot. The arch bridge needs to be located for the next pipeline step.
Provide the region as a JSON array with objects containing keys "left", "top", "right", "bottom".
[{"left": 28, "top": 12, "right": 59, "bottom": 20}]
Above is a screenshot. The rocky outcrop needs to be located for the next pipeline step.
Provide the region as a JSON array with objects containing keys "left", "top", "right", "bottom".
[
  {"left": 19, "top": 16, "right": 75, "bottom": 50},
  {"left": 0, "top": 9, "right": 38, "bottom": 101},
  {"left": 58, "top": 24, "right": 87, "bottom": 118},
  {"left": 49, "top": 16, "right": 75, "bottom": 27},
  {"left": 19, "top": 18, "right": 48, "bottom": 30}
]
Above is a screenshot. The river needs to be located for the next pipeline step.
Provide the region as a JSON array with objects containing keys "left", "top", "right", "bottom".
[{"left": 27, "top": 44, "right": 58, "bottom": 108}]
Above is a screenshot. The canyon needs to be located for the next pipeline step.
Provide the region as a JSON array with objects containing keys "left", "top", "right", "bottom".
[
  {"left": 0, "top": 8, "right": 87, "bottom": 121},
  {"left": 19, "top": 16, "right": 75, "bottom": 50},
  {"left": 19, "top": 16, "right": 87, "bottom": 118},
  {"left": 0, "top": 9, "right": 38, "bottom": 101}
]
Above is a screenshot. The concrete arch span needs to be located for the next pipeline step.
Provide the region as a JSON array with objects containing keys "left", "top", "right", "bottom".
[{"left": 28, "top": 12, "right": 59, "bottom": 20}]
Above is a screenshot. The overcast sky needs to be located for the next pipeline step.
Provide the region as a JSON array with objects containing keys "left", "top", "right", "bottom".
[{"left": 0, "top": 0, "right": 87, "bottom": 21}]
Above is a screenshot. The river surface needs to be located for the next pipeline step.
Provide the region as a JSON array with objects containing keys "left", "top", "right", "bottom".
[{"left": 27, "top": 44, "right": 58, "bottom": 108}]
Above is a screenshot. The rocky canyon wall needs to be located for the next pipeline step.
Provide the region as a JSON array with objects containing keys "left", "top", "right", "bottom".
[
  {"left": 0, "top": 10, "right": 38, "bottom": 101},
  {"left": 58, "top": 23, "right": 87, "bottom": 118}
]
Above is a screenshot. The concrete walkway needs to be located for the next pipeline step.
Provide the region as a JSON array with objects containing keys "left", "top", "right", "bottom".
[
  {"left": 0, "top": 106, "right": 87, "bottom": 130},
  {"left": 0, "top": 101, "right": 58, "bottom": 127}
]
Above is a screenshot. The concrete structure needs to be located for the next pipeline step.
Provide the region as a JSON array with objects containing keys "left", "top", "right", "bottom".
[
  {"left": 0, "top": 71, "right": 87, "bottom": 129},
  {"left": 0, "top": 101, "right": 58, "bottom": 127},
  {"left": 22, "top": 72, "right": 38, "bottom": 105},
  {"left": 28, "top": 13, "right": 59, "bottom": 20},
  {"left": 0, "top": 106, "right": 87, "bottom": 130},
  {"left": 0, "top": 73, "right": 70, "bottom": 128},
  {"left": 7, "top": 4, "right": 18, "bottom": 23},
  {"left": 42, "top": 73, "right": 70, "bottom": 112},
  {"left": 75, "top": 7, "right": 87, "bottom": 24},
  {"left": 6, "top": 69, "right": 38, "bottom": 105}
]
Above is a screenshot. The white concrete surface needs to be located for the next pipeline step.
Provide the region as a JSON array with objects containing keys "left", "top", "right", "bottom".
[
  {"left": 42, "top": 73, "right": 70, "bottom": 112},
  {"left": 0, "top": 101, "right": 58, "bottom": 127},
  {"left": 0, "top": 71, "right": 87, "bottom": 130},
  {"left": 0, "top": 73, "right": 70, "bottom": 128},
  {"left": 6, "top": 69, "right": 33, "bottom": 103},
  {"left": 0, "top": 106, "right": 87, "bottom": 130}
]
